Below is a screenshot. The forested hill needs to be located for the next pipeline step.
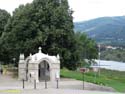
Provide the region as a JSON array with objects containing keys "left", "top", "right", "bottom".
[{"left": 74, "top": 16, "right": 125, "bottom": 46}]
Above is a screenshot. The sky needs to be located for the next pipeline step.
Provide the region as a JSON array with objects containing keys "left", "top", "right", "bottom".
[{"left": 0, "top": 0, "right": 125, "bottom": 22}]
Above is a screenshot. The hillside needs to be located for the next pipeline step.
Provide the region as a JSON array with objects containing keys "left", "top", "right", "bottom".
[
  {"left": 101, "top": 49, "right": 125, "bottom": 62},
  {"left": 74, "top": 16, "right": 125, "bottom": 46}
]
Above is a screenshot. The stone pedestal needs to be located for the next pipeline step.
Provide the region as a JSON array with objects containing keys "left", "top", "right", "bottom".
[
  {"left": 18, "top": 54, "right": 26, "bottom": 80},
  {"left": 28, "top": 62, "right": 39, "bottom": 82}
]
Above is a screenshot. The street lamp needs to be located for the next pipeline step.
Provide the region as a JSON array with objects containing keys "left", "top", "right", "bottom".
[{"left": 13, "top": 58, "right": 16, "bottom": 66}]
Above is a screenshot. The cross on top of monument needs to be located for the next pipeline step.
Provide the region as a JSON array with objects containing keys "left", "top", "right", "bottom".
[
  {"left": 30, "top": 53, "right": 32, "bottom": 57},
  {"left": 59, "top": 0, "right": 61, "bottom": 4},
  {"left": 38, "top": 47, "right": 42, "bottom": 53}
]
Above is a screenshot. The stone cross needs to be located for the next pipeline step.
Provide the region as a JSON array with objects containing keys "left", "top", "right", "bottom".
[
  {"left": 39, "top": 47, "right": 42, "bottom": 53},
  {"left": 30, "top": 53, "right": 32, "bottom": 57},
  {"left": 59, "top": 0, "right": 61, "bottom": 4},
  {"left": 57, "top": 54, "right": 60, "bottom": 60}
]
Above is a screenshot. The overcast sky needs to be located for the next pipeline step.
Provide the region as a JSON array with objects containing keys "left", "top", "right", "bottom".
[{"left": 0, "top": 0, "right": 125, "bottom": 22}]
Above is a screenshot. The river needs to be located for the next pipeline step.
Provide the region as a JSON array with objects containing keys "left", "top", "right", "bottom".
[{"left": 94, "top": 60, "right": 125, "bottom": 71}]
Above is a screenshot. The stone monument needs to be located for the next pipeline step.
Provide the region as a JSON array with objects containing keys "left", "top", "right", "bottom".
[{"left": 18, "top": 47, "right": 60, "bottom": 87}]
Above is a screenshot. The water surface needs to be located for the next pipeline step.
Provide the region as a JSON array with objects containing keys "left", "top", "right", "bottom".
[{"left": 95, "top": 60, "right": 125, "bottom": 71}]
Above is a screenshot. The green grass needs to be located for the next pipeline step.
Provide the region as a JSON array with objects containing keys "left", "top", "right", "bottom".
[{"left": 61, "top": 68, "right": 125, "bottom": 92}]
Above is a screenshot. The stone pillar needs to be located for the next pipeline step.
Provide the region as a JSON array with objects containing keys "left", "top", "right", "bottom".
[
  {"left": 28, "top": 62, "right": 39, "bottom": 82},
  {"left": 50, "top": 62, "right": 60, "bottom": 88},
  {"left": 18, "top": 54, "right": 26, "bottom": 80}
]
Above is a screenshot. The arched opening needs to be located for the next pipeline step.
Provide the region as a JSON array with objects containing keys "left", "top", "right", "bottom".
[
  {"left": 26, "top": 58, "right": 30, "bottom": 81},
  {"left": 38, "top": 60, "right": 50, "bottom": 81}
]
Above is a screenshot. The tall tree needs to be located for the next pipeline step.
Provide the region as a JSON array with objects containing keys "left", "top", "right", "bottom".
[
  {"left": 1, "top": 0, "right": 98, "bottom": 69},
  {"left": 1, "top": 0, "right": 78, "bottom": 69},
  {"left": 0, "top": 9, "right": 10, "bottom": 36},
  {"left": 75, "top": 32, "right": 98, "bottom": 67},
  {"left": 0, "top": 9, "right": 10, "bottom": 64}
]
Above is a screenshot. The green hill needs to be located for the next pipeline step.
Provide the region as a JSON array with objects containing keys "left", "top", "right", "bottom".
[{"left": 74, "top": 16, "right": 125, "bottom": 46}]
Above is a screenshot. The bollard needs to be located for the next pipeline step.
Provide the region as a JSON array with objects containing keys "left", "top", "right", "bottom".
[
  {"left": 34, "top": 80, "right": 36, "bottom": 89},
  {"left": 22, "top": 79, "right": 25, "bottom": 89},
  {"left": 55, "top": 72, "right": 59, "bottom": 89},
  {"left": 45, "top": 79, "right": 47, "bottom": 89},
  {"left": 56, "top": 79, "right": 59, "bottom": 89}
]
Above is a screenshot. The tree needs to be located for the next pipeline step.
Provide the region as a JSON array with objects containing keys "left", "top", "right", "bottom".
[
  {"left": 0, "top": 9, "right": 10, "bottom": 36},
  {"left": 0, "top": 0, "right": 98, "bottom": 70},
  {"left": 1, "top": 0, "right": 78, "bottom": 69},
  {"left": 75, "top": 32, "right": 98, "bottom": 67},
  {"left": 0, "top": 9, "right": 10, "bottom": 64}
]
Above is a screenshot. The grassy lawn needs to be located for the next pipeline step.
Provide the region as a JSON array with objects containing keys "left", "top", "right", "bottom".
[{"left": 61, "top": 68, "right": 125, "bottom": 92}]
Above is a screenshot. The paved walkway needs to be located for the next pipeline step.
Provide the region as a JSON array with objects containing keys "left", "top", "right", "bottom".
[
  {"left": 0, "top": 89, "right": 123, "bottom": 94},
  {"left": 21, "top": 89, "right": 122, "bottom": 94},
  {"left": 0, "top": 75, "right": 123, "bottom": 94}
]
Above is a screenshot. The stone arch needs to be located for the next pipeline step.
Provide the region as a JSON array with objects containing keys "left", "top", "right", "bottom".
[
  {"left": 25, "top": 57, "right": 31, "bottom": 81},
  {"left": 38, "top": 60, "right": 50, "bottom": 81},
  {"left": 38, "top": 58, "right": 53, "bottom": 82},
  {"left": 38, "top": 58, "right": 53, "bottom": 70},
  {"left": 37, "top": 57, "right": 60, "bottom": 85}
]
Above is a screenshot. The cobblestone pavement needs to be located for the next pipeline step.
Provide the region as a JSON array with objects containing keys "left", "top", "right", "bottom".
[{"left": 0, "top": 75, "right": 123, "bottom": 94}]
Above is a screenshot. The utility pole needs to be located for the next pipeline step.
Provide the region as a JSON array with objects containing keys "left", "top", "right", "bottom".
[
  {"left": 13, "top": 58, "right": 16, "bottom": 66},
  {"left": 98, "top": 44, "right": 101, "bottom": 76}
]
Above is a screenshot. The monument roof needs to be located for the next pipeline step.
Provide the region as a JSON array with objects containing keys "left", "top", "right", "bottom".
[{"left": 29, "top": 47, "right": 59, "bottom": 63}]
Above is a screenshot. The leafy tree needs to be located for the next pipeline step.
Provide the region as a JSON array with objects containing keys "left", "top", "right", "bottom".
[
  {"left": 1, "top": 0, "right": 78, "bottom": 69},
  {"left": 75, "top": 32, "right": 98, "bottom": 67},
  {"left": 0, "top": 9, "right": 10, "bottom": 36},
  {"left": 0, "top": 0, "right": 98, "bottom": 70},
  {"left": 101, "top": 49, "right": 125, "bottom": 62},
  {"left": 0, "top": 9, "right": 10, "bottom": 64}
]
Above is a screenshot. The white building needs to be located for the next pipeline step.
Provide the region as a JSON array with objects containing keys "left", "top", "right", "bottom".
[{"left": 18, "top": 47, "right": 60, "bottom": 87}]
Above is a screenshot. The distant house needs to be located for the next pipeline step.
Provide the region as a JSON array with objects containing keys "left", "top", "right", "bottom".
[{"left": 106, "top": 45, "right": 117, "bottom": 50}]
